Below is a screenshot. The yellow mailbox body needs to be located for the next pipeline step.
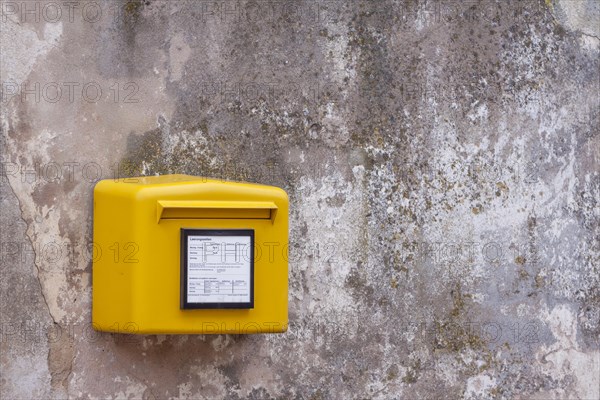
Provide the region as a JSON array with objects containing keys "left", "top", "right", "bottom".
[{"left": 92, "top": 175, "right": 288, "bottom": 334}]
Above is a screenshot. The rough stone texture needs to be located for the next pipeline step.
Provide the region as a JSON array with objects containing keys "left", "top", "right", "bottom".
[{"left": 1, "top": 0, "right": 598, "bottom": 399}]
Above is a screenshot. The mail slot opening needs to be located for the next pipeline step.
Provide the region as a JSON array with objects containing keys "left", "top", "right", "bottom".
[{"left": 157, "top": 200, "right": 278, "bottom": 222}]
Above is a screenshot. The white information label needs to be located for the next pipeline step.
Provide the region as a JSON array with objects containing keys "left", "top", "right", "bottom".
[{"left": 186, "top": 235, "right": 251, "bottom": 304}]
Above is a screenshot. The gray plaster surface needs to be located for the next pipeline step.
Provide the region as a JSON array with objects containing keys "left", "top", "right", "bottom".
[{"left": 1, "top": 0, "right": 598, "bottom": 399}]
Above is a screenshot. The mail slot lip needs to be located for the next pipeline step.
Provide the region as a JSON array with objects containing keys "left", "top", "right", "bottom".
[
  {"left": 157, "top": 200, "right": 278, "bottom": 222},
  {"left": 130, "top": 181, "right": 288, "bottom": 205}
]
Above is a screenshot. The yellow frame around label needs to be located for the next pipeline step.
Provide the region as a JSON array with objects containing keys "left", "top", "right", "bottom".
[{"left": 92, "top": 175, "right": 289, "bottom": 334}]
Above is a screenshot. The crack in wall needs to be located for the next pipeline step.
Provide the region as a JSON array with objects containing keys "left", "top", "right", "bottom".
[
  {"left": 2, "top": 176, "right": 73, "bottom": 395},
  {"left": 2, "top": 178, "right": 56, "bottom": 324},
  {"left": 580, "top": 32, "right": 600, "bottom": 41}
]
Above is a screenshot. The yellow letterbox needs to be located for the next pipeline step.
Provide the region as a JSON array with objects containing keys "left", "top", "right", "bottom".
[{"left": 92, "top": 175, "right": 288, "bottom": 334}]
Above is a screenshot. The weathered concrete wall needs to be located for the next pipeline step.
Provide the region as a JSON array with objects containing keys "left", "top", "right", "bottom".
[{"left": 1, "top": 0, "right": 598, "bottom": 398}]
